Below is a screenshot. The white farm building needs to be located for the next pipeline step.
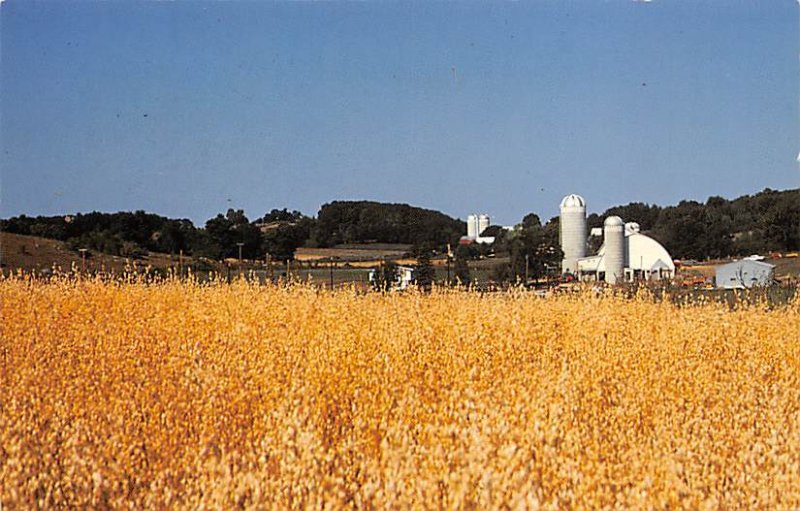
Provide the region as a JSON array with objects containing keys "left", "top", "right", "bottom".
[
  {"left": 715, "top": 260, "right": 775, "bottom": 289},
  {"left": 463, "top": 213, "right": 496, "bottom": 245},
  {"left": 576, "top": 221, "right": 676, "bottom": 282},
  {"left": 559, "top": 194, "right": 676, "bottom": 283},
  {"left": 368, "top": 265, "right": 415, "bottom": 290}
]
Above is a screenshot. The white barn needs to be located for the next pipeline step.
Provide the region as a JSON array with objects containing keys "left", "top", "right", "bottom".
[{"left": 576, "top": 223, "right": 676, "bottom": 282}]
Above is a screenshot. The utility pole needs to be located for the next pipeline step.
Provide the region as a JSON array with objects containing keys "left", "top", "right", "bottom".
[
  {"left": 525, "top": 253, "right": 530, "bottom": 284},
  {"left": 236, "top": 242, "right": 244, "bottom": 278},
  {"left": 446, "top": 242, "right": 453, "bottom": 286},
  {"left": 78, "top": 248, "right": 88, "bottom": 276}
]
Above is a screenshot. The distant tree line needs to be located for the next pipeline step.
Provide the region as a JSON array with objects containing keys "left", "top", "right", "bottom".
[
  {"left": 1, "top": 211, "right": 199, "bottom": 259},
  {"left": 1, "top": 188, "right": 797, "bottom": 264},
  {"left": 0, "top": 202, "right": 464, "bottom": 262},
  {"left": 586, "top": 188, "right": 799, "bottom": 259}
]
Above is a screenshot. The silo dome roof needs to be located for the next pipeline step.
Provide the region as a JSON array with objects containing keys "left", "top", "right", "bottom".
[
  {"left": 604, "top": 215, "right": 624, "bottom": 227},
  {"left": 560, "top": 194, "right": 586, "bottom": 209}
]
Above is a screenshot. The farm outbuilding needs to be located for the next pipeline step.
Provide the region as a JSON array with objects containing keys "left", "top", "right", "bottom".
[
  {"left": 464, "top": 213, "right": 496, "bottom": 245},
  {"left": 574, "top": 221, "right": 676, "bottom": 283},
  {"left": 715, "top": 260, "right": 775, "bottom": 289},
  {"left": 368, "top": 265, "right": 415, "bottom": 290}
]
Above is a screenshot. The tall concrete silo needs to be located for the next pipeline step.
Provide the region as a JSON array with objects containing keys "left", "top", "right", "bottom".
[
  {"left": 559, "top": 194, "right": 587, "bottom": 274},
  {"left": 467, "top": 214, "right": 478, "bottom": 238},
  {"left": 478, "top": 214, "right": 490, "bottom": 237},
  {"left": 603, "top": 216, "right": 625, "bottom": 284}
]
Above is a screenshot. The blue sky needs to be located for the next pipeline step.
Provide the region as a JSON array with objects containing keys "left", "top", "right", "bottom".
[{"left": 1, "top": 0, "right": 797, "bottom": 226}]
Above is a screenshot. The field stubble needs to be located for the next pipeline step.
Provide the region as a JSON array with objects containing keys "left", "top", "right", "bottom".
[{"left": 1, "top": 274, "right": 799, "bottom": 509}]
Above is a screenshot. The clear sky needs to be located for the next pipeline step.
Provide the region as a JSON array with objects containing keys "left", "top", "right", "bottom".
[{"left": 1, "top": 0, "right": 797, "bottom": 226}]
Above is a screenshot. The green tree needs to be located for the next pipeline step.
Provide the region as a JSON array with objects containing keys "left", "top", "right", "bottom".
[
  {"left": 518, "top": 217, "right": 560, "bottom": 280},
  {"left": 652, "top": 201, "right": 707, "bottom": 259},
  {"left": 453, "top": 250, "right": 471, "bottom": 286},
  {"left": 202, "top": 209, "right": 263, "bottom": 260},
  {"left": 371, "top": 260, "right": 398, "bottom": 292},
  {"left": 311, "top": 201, "right": 463, "bottom": 250},
  {"left": 262, "top": 217, "right": 314, "bottom": 262},
  {"left": 413, "top": 248, "right": 435, "bottom": 290},
  {"left": 491, "top": 215, "right": 561, "bottom": 283},
  {"left": 602, "top": 202, "right": 662, "bottom": 231}
]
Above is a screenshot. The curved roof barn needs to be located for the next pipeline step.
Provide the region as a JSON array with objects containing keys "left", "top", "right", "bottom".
[{"left": 577, "top": 225, "right": 675, "bottom": 279}]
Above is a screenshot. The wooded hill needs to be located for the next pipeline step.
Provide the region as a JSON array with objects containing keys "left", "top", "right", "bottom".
[{"left": 310, "top": 201, "right": 464, "bottom": 248}]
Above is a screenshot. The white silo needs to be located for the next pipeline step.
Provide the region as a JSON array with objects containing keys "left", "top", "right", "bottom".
[
  {"left": 478, "top": 214, "right": 490, "bottom": 237},
  {"left": 466, "top": 214, "right": 478, "bottom": 238},
  {"left": 559, "top": 194, "right": 587, "bottom": 274},
  {"left": 603, "top": 216, "right": 625, "bottom": 284}
]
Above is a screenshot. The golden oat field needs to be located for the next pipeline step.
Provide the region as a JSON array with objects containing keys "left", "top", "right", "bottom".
[{"left": 1, "top": 274, "right": 799, "bottom": 509}]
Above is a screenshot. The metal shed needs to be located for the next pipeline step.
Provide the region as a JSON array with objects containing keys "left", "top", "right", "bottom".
[{"left": 715, "top": 260, "right": 775, "bottom": 289}]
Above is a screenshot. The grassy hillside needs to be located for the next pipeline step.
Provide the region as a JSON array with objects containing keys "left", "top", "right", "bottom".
[{"left": 0, "top": 232, "right": 190, "bottom": 275}]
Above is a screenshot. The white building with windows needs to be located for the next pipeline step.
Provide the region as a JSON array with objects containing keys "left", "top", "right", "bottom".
[{"left": 368, "top": 265, "right": 415, "bottom": 290}]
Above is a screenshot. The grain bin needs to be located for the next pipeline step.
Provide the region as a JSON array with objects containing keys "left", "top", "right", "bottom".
[
  {"left": 467, "top": 214, "right": 478, "bottom": 239},
  {"left": 603, "top": 216, "right": 625, "bottom": 284},
  {"left": 478, "top": 214, "right": 490, "bottom": 237},
  {"left": 559, "top": 194, "right": 587, "bottom": 274}
]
